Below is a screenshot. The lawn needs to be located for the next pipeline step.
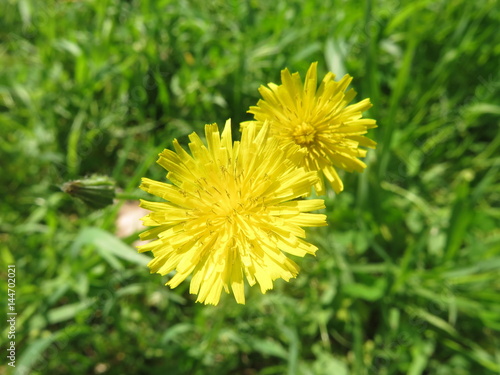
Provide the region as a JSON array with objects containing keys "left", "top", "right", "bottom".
[{"left": 1, "top": 0, "right": 499, "bottom": 374}]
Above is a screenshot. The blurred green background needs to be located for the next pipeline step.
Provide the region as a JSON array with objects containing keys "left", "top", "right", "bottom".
[{"left": 1, "top": 0, "right": 499, "bottom": 374}]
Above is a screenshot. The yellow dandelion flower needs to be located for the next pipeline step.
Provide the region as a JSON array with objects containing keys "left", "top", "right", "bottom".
[
  {"left": 244, "top": 62, "right": 377, "bottom": 194},
  {"left": 138, "top": 120, "right": 327, "bottom": 305}
]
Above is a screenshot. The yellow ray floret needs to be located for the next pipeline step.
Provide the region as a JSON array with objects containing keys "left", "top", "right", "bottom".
[
  {"left": 138, "top": 120, "right": 327, "bottom": 305},
  {"left": 243, "top": 62, "right": 377, "bottom": 194}
]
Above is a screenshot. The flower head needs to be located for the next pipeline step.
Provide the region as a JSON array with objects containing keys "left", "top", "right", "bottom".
[
  {"left": 61, "top": 175, "right": 115, "bottom": 209},
  {"left": 138, "top": 120, "right": 326, "bottom": 305},
  {"left": 244, "top": 62, "right": 377, "bottom": 194}
]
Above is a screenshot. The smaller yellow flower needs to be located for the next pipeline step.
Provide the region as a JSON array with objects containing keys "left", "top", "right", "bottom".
[
  {"left": 138, "top": 120, "right": 327, "bottom": 305},
  {"left": 244, "top": 62, "right": 377, "bottom": 194}
]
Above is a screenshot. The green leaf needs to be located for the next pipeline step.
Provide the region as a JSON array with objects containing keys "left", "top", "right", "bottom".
[
  {"left": 248, "top": 338, "right": 288, "bottom": 360},
  {"left": 47, "top": 300, "right": 94, "bottom": 324},
  {"left": 343, "top": 277, "right": 387, "bottom": 302},
  {"left": 15, "top": 335, "right": 57, "bottom": 375},
  {"left": 444, "top": 180, "right": 472, "bottom": 261},
  {"left": 71, "top": 227, "right": 150, "bottom": 268},
  {"left": 408, "top": 339, "right": 435, "bottom": 375}
]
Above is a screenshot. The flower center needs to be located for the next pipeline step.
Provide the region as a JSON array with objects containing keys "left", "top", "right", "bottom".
[
  {"left": 208, "top": 185, "right": 253, "bottom": 224},
  {"left": 292, "top": 122, "right": 317, "bottom": 146}
]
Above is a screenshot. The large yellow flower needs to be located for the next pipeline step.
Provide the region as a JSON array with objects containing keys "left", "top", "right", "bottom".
[
  {"left": 138, "top": 120, "right": 326, "bottom": 305},
  {"left": 244, "top": 62, "right": 377, "bottom": 194}
]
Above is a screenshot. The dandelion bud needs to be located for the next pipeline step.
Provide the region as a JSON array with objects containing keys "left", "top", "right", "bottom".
[{"left": 62, "top": 175, "right": 116, "bottom": 209}]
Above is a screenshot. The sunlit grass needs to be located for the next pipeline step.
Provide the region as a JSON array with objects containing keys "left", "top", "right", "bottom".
[{"left": 1, "top": 0, "right": 499, "bottom": 374}]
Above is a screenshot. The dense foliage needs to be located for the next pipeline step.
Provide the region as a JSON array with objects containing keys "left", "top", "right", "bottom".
[{"left": 1, "top": 0, "right": 499, "bottom": 374}]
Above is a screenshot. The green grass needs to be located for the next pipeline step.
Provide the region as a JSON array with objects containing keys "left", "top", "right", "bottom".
[{"left": 1, "top": 0, "right": 499, "bottom": 374}]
